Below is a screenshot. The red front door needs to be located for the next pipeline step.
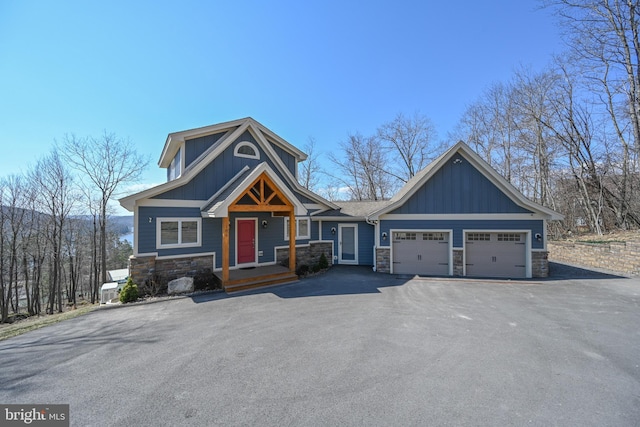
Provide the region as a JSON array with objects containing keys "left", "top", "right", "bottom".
[{"left": 237, "top": 219, "right": 256, "bottom": 264}]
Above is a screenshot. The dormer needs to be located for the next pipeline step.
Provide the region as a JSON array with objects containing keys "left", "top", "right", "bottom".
[{"left": 166, "top": 145, "right": 183, "bottom": 181}]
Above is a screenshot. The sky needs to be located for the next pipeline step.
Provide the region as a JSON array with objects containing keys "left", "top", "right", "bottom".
[{"left": 0, "top": 0, "right": 564, "bottom": 215}]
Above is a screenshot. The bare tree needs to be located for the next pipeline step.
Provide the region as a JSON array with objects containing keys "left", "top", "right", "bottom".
[
  {"left": 544, "top": 0, "right": 640, "bottom": 229},
  {"left": 30, "top": 151, "right": 77, "bottom": 314},
  {"left": 61, "top": 132, "right": 147, "bottom": 288},
  {"left": 298, "top": 137, "right": 322, "bottom": 191},
  {"left": 546, "top": 0, "right": 640, "bottom": 153},
  {"left": 328, "top": 133, "right": 395, "bottom": 201},
  {"left": 377, "top": 112, "right": 440, "bottom": 182}
]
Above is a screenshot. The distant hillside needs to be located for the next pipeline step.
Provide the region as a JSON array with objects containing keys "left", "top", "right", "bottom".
[
  {"left": 1, "top": 207, "right": 134, "bottom": 236},
  {"left": 109, "top": 215, "right": 134, "bottom": 235}
]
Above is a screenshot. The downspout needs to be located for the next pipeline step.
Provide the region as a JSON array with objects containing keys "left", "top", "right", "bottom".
[{"left": 365, "top": 216, "right": 378, "bottom": 272}]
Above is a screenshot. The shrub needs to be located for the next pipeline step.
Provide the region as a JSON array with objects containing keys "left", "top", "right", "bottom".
[
  {"left": 318, "top": 252, "right": 329, "bottom": 269},
  {"left": 119, "top": 278, "right": 139, "bottom": 304},
  {"left": 194, "top": 269, "right": 220, "bottom": 291},
  {"left": 296, "top": 264, "right": 310, "bottom": 276},
  {"left": 312, "top": 264, "right": 321, "bottom": 273}
]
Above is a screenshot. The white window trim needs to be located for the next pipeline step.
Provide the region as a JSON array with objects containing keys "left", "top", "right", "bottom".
[
  {"left": 156, "top": 217, "right": 202, "bottom": 249},
  {"left": 338, "top": 224, "right": 358, "bottom": 265},
  {"left": 284, "top": 217, "right": 311, "bottom": 240},
  {"left": 234, "top": 141, "right": 260, "bottom": 160},
  {"left": 167, "top": 146, "right": 184, "bottom": 181}
]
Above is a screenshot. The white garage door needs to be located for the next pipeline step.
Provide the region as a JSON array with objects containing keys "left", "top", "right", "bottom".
[
  {"left": 465, "top": 232, "right": 527, "bottom": 278},
  {"left": 393, "top": 231, "right": 450, "bottom": 275}
]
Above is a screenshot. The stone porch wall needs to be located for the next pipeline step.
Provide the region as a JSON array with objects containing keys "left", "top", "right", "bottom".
[
  {"left": 129, "top": 254, "right": 215, "bottom": 286},
  {"left": 548, "top": 241, "right": 640, "bottom": 275},
  {"left": 276, "top": 242, "right": 333, "bottom": 268}
]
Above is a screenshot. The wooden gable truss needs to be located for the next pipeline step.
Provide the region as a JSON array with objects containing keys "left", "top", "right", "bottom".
[{"left": 221, "top": 172, "right": 297, "bottom": 287}]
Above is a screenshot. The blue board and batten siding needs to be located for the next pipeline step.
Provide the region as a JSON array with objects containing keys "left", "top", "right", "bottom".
[
  {"left": 380, "top": 151, "right": 544, "bottom": 249},
  {"left": 138, "top": 206, "right": 312, "bottom": 268},
  {"left": 391, "top": 153, "right": 531, "bottom": 215},
  {"left": 320, "top": 221, "right": 375, "bottom": 265},
  {"left": 269, "top": 141, "right": 297, "bottom": 177},
  {"left": 157, "top": 131, "right": 301, "bottom": 202},
  {"left": 137, "top": 207, "right": 222, "bottom": 258},
  {"left": 184, "top": 131, "right": 227, "bottom": 168}
]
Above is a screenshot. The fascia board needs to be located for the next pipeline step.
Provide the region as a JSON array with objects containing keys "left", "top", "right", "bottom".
[
  {"left": 120, "top": 121, "right": 252, "bottom": 211},
  {"left": 252, "top": 119, "right": 308, "bottom": 161},
  {"left": 310, "top": 216, "right": 366, "bottom": 221},
  {"left": 158, "top": 117, "right": 251, "bottom": 167},
  {"left": 459, "top": 145, "right": 564, "bottom": 220},
  {"left": 208, "top": 163, "right": 306, "bottom": 217},
  {"left": 247, "top": 122, "right": 338, "bottom": 210},
  {"left": 368, "top": 144, "right": 459, "bottom": 219},
  {"left": 368, "top": 141, "right": 563, "bottom": 221}
]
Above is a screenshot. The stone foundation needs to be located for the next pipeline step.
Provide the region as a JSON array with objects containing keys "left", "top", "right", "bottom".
[
  {"left": 129, "top": 254, "right": 215, "bottom": 287},
  {"left": 276, "top": 242, "right": 333, "bottom": 268},
  {"left": 453, "top": 249, "right": 464, "bottom": 276},
  {"left": 532, "top": 251, "right": 549, "bottom": 278},
  {"left": 375, "top": 248, "right": 391, "bottom": 273},
  {"left": 548, "top": 240, "right": 640, "bottom": 275}
]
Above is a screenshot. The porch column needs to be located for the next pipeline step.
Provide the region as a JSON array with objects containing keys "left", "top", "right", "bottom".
[
  {"left": 222, "top": 216, "right": 230, "bottom": 282},
  {"left": 288, "top": 210, "right": 296, "bottom": 272}
]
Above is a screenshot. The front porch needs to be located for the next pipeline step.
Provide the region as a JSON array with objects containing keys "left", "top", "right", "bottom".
[
  {"left": 212, "top": 170, "right": 300, "bottom": 292},
  {"left": 215, "top": 264, "right": 298, "bottom": 293}
]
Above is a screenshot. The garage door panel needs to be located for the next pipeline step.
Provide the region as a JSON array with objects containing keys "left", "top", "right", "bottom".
[
  {"left": 465, "top": 233, "right": 526, "bottom": 278},
  {"left": 393, "top": 231, "right": 450, "bottom": 275}
]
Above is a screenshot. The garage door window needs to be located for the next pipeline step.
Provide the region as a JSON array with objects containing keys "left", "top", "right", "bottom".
[
  {"left": 498, "top": 233, "right": 521, "bottom": 241},
  {"left": 423, "top": 232, "right": 446, "bottom": 241},
  {"left": 467, "top": 233, "right": 490, "bottom": 241},
  {"left": 394, "top": 232, "right": 417, "bottom": 240}
]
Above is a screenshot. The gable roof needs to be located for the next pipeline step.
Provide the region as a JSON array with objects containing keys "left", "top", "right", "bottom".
[
  {"left": 201, "top": 162, "right": 306, "bottom": 217},
  {"left": 313, "top": 200, "right": 390, "bottom": 219},
  {"left": 368, "top": 141, "right": 563, "bottom": 220},
  {"left": 158, "top": 117, "right": 307, "bottom": 168},
  {"left": 119, "top": 118, "right": 338, "bottom": 211}
]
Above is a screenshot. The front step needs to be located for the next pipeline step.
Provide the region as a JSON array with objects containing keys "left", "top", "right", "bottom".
[{"left": 224, "top": 272, "right": 298, "bottom": 293}]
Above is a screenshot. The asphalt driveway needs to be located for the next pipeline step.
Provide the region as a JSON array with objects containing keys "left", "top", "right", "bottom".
[{"left": 1, "top": 264, "right": 639, "bottom": 426}]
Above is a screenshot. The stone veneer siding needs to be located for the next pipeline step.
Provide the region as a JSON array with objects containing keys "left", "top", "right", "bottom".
[
  {"left": 129, "top": 254, "right": 214, "bottom": 286},
  {"left": 532, "top": 251, "right": 549, "bottom": 278},
  {"left": 453, "top": 249, "right": 464, "bottom": 276},
  {"left": 276, "top": 242, "right": 333, "bottom": 268},
  {"left": 375, "top": 248, "right": 391, "bottom": 273},
  {"left": 548, "top": 240, "right": 640, "bottom": 276}
]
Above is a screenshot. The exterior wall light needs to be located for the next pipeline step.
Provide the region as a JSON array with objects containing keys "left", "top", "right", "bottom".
[
  {"left": 331, "top": 227, "right": 336, "bottom": 235},
  {"left": 262, "top": 220, "right": 268, "bottom": 228},
  {"left": 382, "top": 232, "right": 388, "bottom": 241}
]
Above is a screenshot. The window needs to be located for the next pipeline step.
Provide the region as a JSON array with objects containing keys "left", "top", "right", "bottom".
[
  {"left": 394, "top": 232, "right": 417, "bottom": 240},
  {"left": 498, "top": 233, "right": 522, "bottom": 242},
  {"left": 157, "top": 218, "right": 201, "bottom": 248},
  {"left": 167, "top": 148, "right": 182, "bottom": 181},
  {"left": 234, "top": 141, "right": 260, "bottom": 160},
  {"left": 284, "top": 217, "right": 310, "bottom": 240},
  {"left": 467, "top": 233, "right": 491, "bottom": 241},
  {"left": 423, "top": 232, "right": 446, "bottom": 241}
]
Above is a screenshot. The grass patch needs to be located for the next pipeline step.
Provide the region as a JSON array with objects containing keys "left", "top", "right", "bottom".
[
  {"left": 0, "top": 304, "right": 99, "bottom": 342},
  {"left": 579, "top": 240, "right": 625, "bottom": 244}
]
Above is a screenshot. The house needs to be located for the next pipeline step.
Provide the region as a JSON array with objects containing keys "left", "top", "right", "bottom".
[
  {"left": 119, "top": 117, "right": 562, "bottom": 292},
  {"left": 99, "top": 269, "right": 130, "bottom": 304}
]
